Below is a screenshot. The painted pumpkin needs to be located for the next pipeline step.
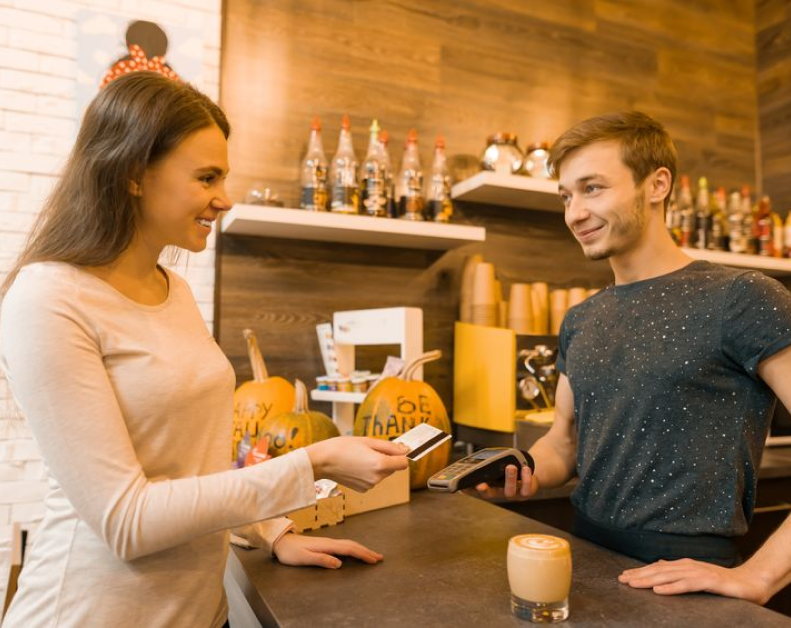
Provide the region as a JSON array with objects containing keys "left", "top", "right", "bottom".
[
  {"left": 354, "top": 350, "right": 451, "bottom": 489},
  {"left": 260, "top": 379, "right": 340, "bottom": 456},
  {"left": 232, "top": 329, "right": 296, "bottom": 462}
]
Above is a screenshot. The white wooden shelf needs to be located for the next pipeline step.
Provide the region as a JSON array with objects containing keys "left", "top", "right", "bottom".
[
  {"left": 221, "top": 204, "right": 486, "bottom": 250},
  {"left": 310, "top": 390, "right": 367, "bottom": 404},
  {"left": 681, "top": 248, "right": 791, "bottom": 277},
  {"left": 451, "top": 171, "right": 562, "bottom": 212}
]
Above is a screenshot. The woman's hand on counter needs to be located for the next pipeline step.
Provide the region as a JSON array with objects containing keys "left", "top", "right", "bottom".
[
  {"left": 273, "top": 533, "right": 383, "bottom": 569},
  {"left": 618, "top": 559, "right": 771, "bottom": 605},
  {"left": 305, "top": 436, "right": 409, "bottom": 492},
  {"left": 472, "top": 464, "right": 538, "bottom": 501}
]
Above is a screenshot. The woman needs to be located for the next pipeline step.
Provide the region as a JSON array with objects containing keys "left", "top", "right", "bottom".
[{"left": 0, "top": 71, "right": 408, "bottom": 627}]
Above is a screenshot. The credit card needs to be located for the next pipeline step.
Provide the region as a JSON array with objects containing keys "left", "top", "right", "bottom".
[{"left": 394, "top": 423, "right": 452, "bottom": 461}]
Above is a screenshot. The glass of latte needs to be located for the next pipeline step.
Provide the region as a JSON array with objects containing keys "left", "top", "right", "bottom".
[{"left": 507, "top": 534, "right": 572, "bottom": 623}]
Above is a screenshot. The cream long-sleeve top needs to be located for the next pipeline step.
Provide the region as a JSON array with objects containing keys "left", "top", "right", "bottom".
[{"left": 0, "top": 262, "right": 317, "bottom": 628}]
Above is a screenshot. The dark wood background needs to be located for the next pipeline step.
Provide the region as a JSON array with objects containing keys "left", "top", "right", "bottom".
[
  {"left": 218, "top": 0, "right": 779, "bottom": 416},
  {"left": 757, "top": 0, "right": 791, "bottom": 212}
]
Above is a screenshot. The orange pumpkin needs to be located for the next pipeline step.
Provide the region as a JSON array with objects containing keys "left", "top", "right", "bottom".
[
  {"left": 260, "top": 379, "right": 340, "bottom": 456},
  {"left": 232, "top": 329, "right": 296, "bottom": 461},
  {"left": 354, "top": 350, "right": 451, "bottom": 489}
]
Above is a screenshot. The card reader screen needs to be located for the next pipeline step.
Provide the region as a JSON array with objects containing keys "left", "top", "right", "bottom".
[{"left": 472, "top": 450, "right": 500, "bottom": 460}]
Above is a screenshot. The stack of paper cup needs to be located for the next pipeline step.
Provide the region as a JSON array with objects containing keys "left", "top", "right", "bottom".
[
  {"left": 499, "top": 300, "right": 509, "bottom": 328},
  {"left": 459, "top": 254, "right": 483, "bottom": 323},
  {"left": 550, "top": 289, "right": 569, "bottom": 335},
  {"left": 508, "top": 283, "right": 533, "bottom": 334},
  {"left": 530, "top": 282, "right": 549, "bottom": 334},
  {"left": 471, "top": 263, "right": 498, "bottom": 327}
]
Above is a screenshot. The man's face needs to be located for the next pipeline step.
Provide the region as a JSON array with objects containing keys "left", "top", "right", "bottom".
[{"left": 558, "top": 141, "right": 648, "bottom": 261}]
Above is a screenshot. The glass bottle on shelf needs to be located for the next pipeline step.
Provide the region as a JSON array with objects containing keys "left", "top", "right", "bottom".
[
  {"left": 329, "top": 114, "right": 359, "bottom": 214},
  {"left": 396, "top": 128, "right": 425, "bottom": 221},
  {"left": 755, "top": 195, "right": 774, "bottom": 256},
  {"left": 299, "top": 117, "right": 328, "bottom": 212},
  {"left": 379, "top": 129, "right": 397, "bottom": 219},
  {"left": 742, "top": 186, "right": 758, "bottom": 254},
  {"left": 709, "top": 185, "right": 727, "bottom": 251},
  {"left": 727, "top": 190, "right": 746, "bottom": 254},
  {"left": 694, "top": 176, "right": 711, "bottom": 250},
  {"left": 425, "top": 135, "right": 453, "bottom": 223},
  {"left": 360, "top": 119, "right": 388, "bottom": 218},
  {"left": 677, "top": 175, "right": 695, "bottom": 247},
  {"left": 665, "top": 186, "right": 681, "bottom": 244}
]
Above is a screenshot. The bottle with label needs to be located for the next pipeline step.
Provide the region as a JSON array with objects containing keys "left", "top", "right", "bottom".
[
  {"left": 396, "top": 128, "right": 425, "bottom": 221},
  {"left": 425, "top": 135, "right": 453, "bottom": 223},
  {"left": 755, "top": 195, "right": 774, "bottom": 256},
  {"left": 329, "top": 114, "right": 359, "bottom": 214},
  {"left": 742, "top": 186, "right": 758, "bottom": 254},
  {"left": 299, "top": 117, "right": 328, "bottom": 212},
  {"left": 360, "top": 119, "right": 388, "bottom": 218},
  {"left": 727, "top": 190, "right": 746, "bottom": 254},
  {"left": 379, "top": 129, "right": 397, "bottom": 219},
  {"left": 677, "top": 175, "right": 695, "bottom": 247},
  {"left": 695, "top": 176, "right": 711, "bottom": 250},
  {"left": 709, "top": 185, "right": 727, "bottom": 251},
  {"left": 665, "top": 186, "right": 681, "bottom": 244}
]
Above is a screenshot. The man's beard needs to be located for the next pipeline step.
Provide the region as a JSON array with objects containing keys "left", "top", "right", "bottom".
[{"left": 581, "top": 191, "right": 646, "bottom": 261}]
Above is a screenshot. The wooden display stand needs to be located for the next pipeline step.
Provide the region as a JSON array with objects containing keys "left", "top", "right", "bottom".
[
  {"left": 310, "top": 307, "right": 423, "bottom": 436},
  {"left": 287, "top": 468, "right": 411, "bottom": 532}
]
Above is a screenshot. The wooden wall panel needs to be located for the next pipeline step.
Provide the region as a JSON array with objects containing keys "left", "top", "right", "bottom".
[
  {"left": 757, "top": 0, "right": 791, "bottom": 212},
  {"left": 218, "top": 0, "right": 759, "bottom": 414}
]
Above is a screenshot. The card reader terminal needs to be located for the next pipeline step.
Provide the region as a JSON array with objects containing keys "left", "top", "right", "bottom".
[{"left": 427, "top": 447, "right": 535, "bottom": 492}]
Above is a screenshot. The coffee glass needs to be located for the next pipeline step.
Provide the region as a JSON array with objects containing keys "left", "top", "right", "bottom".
[{"left": 507, "top": 534, "right": 572, "bottom": 623}]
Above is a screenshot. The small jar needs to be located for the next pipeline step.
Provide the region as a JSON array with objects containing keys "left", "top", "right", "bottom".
[
  {"left": 523, "top": 142, "right": 551, "bottom": 179},
  {"left": 325, "top": 377, "right": 339, "bottom": 392},
  {"left": 315, "top": 375, "right": 330, "bottom": 391},
  {"left": 351, "top": 376, "right": 368, "bottom": 393},
  {"left": 481, "top": 133, "right": 523, "bottom": 175},
  {"left": 336, "top": 376, "right": 352, "bottom": 392}
]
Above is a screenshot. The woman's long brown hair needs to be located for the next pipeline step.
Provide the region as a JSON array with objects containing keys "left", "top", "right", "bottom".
[{"left": 0, "top": 71, "right": 230, "bottom": 298}]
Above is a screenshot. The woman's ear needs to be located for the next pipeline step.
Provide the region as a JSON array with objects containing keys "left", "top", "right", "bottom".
[
  {"left": 129, "top": 180, "right": 142, "bottom": 197},
  {"left": 649, "top": 167, "right": 672, "bottom": 206}
]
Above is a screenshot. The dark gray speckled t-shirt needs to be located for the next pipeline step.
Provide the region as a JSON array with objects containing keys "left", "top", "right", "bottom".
[{"left": 556, "top": 261, "right": 791, "bottom": 537}]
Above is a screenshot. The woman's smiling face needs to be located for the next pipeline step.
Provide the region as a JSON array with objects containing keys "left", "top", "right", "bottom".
[{"left": 134, "top": 123, "right": 231, "bottom": 253}]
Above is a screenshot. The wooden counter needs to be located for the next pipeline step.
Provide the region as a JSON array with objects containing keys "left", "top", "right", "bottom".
[{"left": 228, "top": 492, "right": 788, "bottom": 627}]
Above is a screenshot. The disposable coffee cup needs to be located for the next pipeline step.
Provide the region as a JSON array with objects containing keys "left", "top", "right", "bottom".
[
  {"left": 530, "top": 282, "right": 549, "bottom": 334},
  {"left": 507, "top": 534, "right": 571, "bottom": 623},
  {"left": 471, "top": 263, "right": 497, "bottom": 306}
]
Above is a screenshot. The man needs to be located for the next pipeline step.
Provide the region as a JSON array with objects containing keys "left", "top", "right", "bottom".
[{"left": 486, "top": 111, "right": 791, "bottom": 604}]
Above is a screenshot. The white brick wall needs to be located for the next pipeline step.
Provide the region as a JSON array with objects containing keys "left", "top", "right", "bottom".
[{"left": 0, "top": 0, "right": 222, "bottom": 603}]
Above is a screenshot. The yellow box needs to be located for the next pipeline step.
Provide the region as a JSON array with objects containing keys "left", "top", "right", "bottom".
[
  {"left": 454, "top": 321, "right": 517, "bottom": 432},
  {"left": 341, "top": 467, "right": 410, "bottom": 516},
  {"left": 287, "top": 494, "right": 346, "bottom": 533}
]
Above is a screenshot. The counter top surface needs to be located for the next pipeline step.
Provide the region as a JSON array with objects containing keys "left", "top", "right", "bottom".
[{"left": 230, "top": 491, "right": 789, "bottom": 627}]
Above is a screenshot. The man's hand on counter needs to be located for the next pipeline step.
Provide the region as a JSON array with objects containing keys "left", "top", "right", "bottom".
[
  {"left": 273, "top": 533, "right": 384, "bottom": 569},
  {"left": 618, "top": 559, "right": 771, "bottom": 605},
  {"left": 471, "top": 464, "right": 538, "bottom": 501}
]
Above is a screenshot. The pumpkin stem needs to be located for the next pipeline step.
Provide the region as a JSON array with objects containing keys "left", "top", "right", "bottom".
[
  {"left": 243, "top": 328, "right": 269, "bottom": 382},
  {"left": 402, "top": 350, "right": 442, "bottom": 381},
  {"left": 294, "top": 379, "right": 309, "bottom": 413}
]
